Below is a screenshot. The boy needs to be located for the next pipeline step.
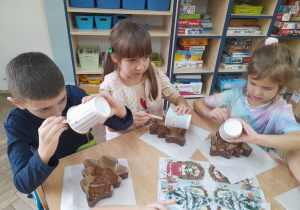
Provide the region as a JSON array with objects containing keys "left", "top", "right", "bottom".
[{"left": 4, "top": 52, "right": 133, "bottom": 194}]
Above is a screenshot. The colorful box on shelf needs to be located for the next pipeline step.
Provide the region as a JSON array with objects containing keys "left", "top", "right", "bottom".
[
  {"left": 220, "top": 54, "right": 250, "bottom": 64},
  {"left": 174, "top": 60, "right": 203, "bottom": 68},
  {"left": 278, "top": 5, "right": 300, "bottom": 14},
  {"left": 224, "top": 42, "right": 249, "bottom": 51},
  {"left": 94, "top": 16, "right": 112, "bottom": 29},
  {"left": 122, "top": 0, "right": 145, "bottom": 10},
  {"left": 147, "top": 0, "right": 171, "bottom": 11},
  {"left": 70, "top": 0, "right": 95, "bottom": 8},
  {"left": 223, "top": 48, "right": 252, "bottom": 57},
  {"left": 96, "top": 0, "right": 121, "bottom": 9},
  {"left": 172, "top": 79, "right": 203, "bottom": 95},
  {"left": 179, "top": 38, "right": 208, "bottom": 46},
  {"left": 232, "top": 4, "right": 263, "bottom": 15},
  {"left": 112, "top": 14, "right": 132, "bottom": 26},
  {"left": 178, "top": 19, "right": 202, "bottom": 27},
  {"left": 227, "top": 25, "right": 261, "bottom": 35},
  {"left": 282, "top": 0, "right": 300, "bottom": 5},
  {"left": 220, "top": 63, "right": 248, "bottom": 70},
  {"left": 177, "top": 50, "right": 204, "bottom": 55},
  {"left": 225, "top": 38, "right": 252, "bottom": 46},
  {"left": 272, "top": 27, "right": 300, "bottom": 36},
  {"left": 77, "top": 45, "right": 100, "bottom": 69},
  {"left": 177, "top": 27, "right": 203, "bottom": 34},
  {"left": 216, "top": 77, "right": 247, "bottom": 90},
  {"left": 150, "top": 53, "right": 162, "bottom": 67},
  {"left": 179, "top": 14, "right": 201, "bottom": 19},
  {"left": 180, "top": 5, "right": 195, "bottom": 14},
  {"left": 274, "top": 21, "right": 300, "bottom": 29},
  {"left": 181, "top": 0, "right": 193, "bottom": 6},
  {"left": 175, "top": 53, "right": 202, "bottom": 61},
  {"left": 276, "top": 13, "right": 293, "bottom": 21},
  {"left": 179, "top": 45, "right": 205, "bottom": 51},
  {"left": 75, "top": 15, "right": 94, "bottom": 29}
]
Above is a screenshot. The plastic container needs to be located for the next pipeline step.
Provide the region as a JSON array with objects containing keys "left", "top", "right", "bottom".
[
  {"left": 165, "top": 107, "right": 191, "bottom": 129},
  {"left": 219, "top": 118, "right": 243, "bottom": 142},
  {"left": 147, "top": 0, "right": 170, "bottom": 11},
  {"left": 150, "top": 53, "right": 162, "bottom": 67},
  {"left": 96, "top": 0, "right": 120, "bottom": 9},
  {"left": 70, "top": 0, "right": 95, "bottom": 8},
  {"left": 122, "top": 0, "right": 145, "bottom": 10},
  {"left": 75, "top": 15, "right": 94, "bottom": 29},
  {"left": 112, "top": 14, "right": 132, "bottom": 26},
  {"left": 232, "top": 5, "right": 263, "bottom": 15},
  {"left": 94, "top": 16, "right": 112, "bottom": 29},
  {"left": 77, "top": 46, "right": 100, "bottom": 69}
]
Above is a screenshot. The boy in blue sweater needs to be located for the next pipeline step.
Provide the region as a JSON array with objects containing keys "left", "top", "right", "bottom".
[{"left": 4, "top": 52, "right": 133, "bottom": 194}]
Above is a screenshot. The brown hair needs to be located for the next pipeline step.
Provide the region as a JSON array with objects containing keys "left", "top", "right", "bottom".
[
  {"left": 104, "top": 20, "right": 158, "bottom": 100},
  {"left": 244, "top": 39, "right": 296, "bottom": 94},
  {"left": 6, "top": 52, "right": 65, "bottom": 103}
]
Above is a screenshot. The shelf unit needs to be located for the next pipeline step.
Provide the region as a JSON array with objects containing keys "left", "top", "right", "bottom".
[
  {"left": 64, "top": 0, "right": 177, "bottom": 93},
  {"left": 169, "top": 0, "right": 300, "bottom": 105}
]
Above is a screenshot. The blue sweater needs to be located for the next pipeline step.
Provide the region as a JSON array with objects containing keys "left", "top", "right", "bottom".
[{"left": 4, "top": 85, "right": 133, "bottom": 193}]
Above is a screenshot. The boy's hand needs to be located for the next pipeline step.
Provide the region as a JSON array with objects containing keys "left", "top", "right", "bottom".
[
  {"left": 82, "top": 94, "right": 96, "bottom": 104},
  {"left": 229, "top": 118, "right": 260, "bottom": 144},
  {"left": 174, "top": 105, "right": 192, "bottom": 115},
  {"left": 207, "top": 107, "right": 228, "bottom": 123},
  {"left": 97, "top": 92, "right": 126, "bottom": 119},
  {"left": 132, "top": 111, "right": 151, "bottom": 127},
  {"left": 38, "top": 116, "right": 68, "bottom": 164}
]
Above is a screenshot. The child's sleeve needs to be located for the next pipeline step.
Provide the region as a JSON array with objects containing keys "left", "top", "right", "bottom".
[
  {"left": 103, "top": 106, "right": 133, "bottom": 130},
  {"left": 158, "top": 68, "right": 180, "bottom": 103},
  {"left": 273, "top": 106, "right": 300, "bottom": 134},
  {"left": 205, "top": 89, "right": 233, "bottom": 109}
]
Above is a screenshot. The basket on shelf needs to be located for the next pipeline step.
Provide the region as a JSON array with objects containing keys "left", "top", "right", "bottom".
[
  {"left": 232, "top": 5, "right": 263, "bottom": 15},
  {"left": 150, "top": 53, "right": 162, "bottom": 67},
  {"left": 77, "top": 46, "right": 100, "bottom": 69}
]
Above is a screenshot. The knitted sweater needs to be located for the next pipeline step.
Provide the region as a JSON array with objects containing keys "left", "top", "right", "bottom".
[{"left": 100, "top": 63, "right": 180, "bottom": 140}]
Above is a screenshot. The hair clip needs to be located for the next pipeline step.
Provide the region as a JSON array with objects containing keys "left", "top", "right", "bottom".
[
  {"left": 265, "top": 37, "right": 278, "bottom": 45},
  {"left": 108, "top": 46, "right": 113, "bottom": 53}
]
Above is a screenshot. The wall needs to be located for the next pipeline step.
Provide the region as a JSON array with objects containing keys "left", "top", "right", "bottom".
[{"left": 0, "top": 0, "right": 75, "bottom": 91}]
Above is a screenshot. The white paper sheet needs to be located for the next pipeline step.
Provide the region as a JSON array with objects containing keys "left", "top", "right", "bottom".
[
  {"left": 139, "top": 124, "right": 210, "bottom": 159},
  {"left": 189, "top": 125, "right": 279, "bottom": 184},
  {"left": 274, "top": 186, "right": 300, "bottom": 210},
  {"left": 60, "top": 158, "right": 136, "bottom": 210}
]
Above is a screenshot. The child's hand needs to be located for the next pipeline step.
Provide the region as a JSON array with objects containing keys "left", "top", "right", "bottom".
[
  {"left": 97, "top": 92, "right": 127, "bottom": 120},
  {"left": 207, "top": 107, "right": 228, "bottom": 123},
  {"left": 38, "top": 116, "right": 68, "bottom": 164},
  {"left": 146, "top": 198, "right": 177, "bottom": 210},
  {"left": 229, "top": 118, "right": 260, "bottom": 144},
  {"left": 132, "top": 111, "right": 151, "bottom": 127},
  {"left": 82, "top": 94, "right": 96, "bottom": 104},
  {"left": 174, "top": 105, "right": 192, "bottom": 115}
]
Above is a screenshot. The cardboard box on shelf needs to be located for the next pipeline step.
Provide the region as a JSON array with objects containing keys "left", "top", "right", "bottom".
[{"left": 172, "top": 79, "right": 203, "bottom": 95}]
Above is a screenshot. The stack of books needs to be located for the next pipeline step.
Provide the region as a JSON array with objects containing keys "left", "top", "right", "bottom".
[
  {"left": 273, "top": 1, "right": 300, "bottom": 36},
  {"left": 174, "top": 38, "right": 208, "bottom": 68},
  {"left": 220, "top": 38, "right": 252, "bottom": 70}
]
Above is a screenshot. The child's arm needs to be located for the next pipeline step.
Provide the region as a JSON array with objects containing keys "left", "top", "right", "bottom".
[
  {"left": 173, "top": 96, "right": 192, "bottom": 115},
  {"left": 232, "top": 118, "right": 300, "bottom": 150},
  {"left": 193, "top": 98, "right": 228, "bottom": 123}
]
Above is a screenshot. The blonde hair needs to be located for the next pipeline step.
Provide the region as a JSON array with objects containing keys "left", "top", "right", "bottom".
[
  {"left": 244, "top": 39, "right": 296, "bottom": 93},
  {"left": 104, "top": 20, "right": 158, "bottom": 100}
]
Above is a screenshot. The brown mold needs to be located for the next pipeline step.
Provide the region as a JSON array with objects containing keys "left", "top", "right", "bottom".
[
  {"left": 210, "top": 132, "right": 252, "bottom": 159},
  {"left": 80, "top": 156, "right": 129, "bottom": 207}
]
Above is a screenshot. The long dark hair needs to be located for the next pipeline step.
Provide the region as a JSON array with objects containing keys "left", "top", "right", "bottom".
[{"left": 104, "top": 20, "right": 158, "bottom": 100}]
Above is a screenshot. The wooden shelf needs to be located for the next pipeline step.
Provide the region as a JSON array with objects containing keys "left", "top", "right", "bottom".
[{"left": 173, "top": 64, "right": 213, "bottom": 74}]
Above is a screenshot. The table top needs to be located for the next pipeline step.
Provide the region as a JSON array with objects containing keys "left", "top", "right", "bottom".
[{"left": 42, "top": 111, "right": 299, "bottom": 210}]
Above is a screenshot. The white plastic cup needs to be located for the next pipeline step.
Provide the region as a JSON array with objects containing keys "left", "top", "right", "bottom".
[
  {"left": 67, "top": 97, "right": 111, "bottom": 134},
  {"left": 219, "top": 118, "right": 242, "bottom": 142},
  {"left": 165, "top": 107, "right": 191, "bottom": 129}
]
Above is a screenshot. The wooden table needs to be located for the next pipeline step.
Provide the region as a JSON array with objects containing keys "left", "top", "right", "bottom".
[{"left": 43, "top": 111, "right": 299, "bottom": 210}]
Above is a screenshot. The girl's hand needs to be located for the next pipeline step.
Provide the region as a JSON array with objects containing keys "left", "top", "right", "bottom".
[
  {"left": 229, "top": 118, "right": 260, "bottom": 144},
  {"left": 174, "top": 104, "right": 192, "bottom": 115},
  {"left": 132, "top": 111, "right": 151, "bottom": 127},
  {"left": 206, "top": 107, "right": 228, "bottom": 123},
  {"left": 38, "top": 116, "right": 68, "bottom": 164}
]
